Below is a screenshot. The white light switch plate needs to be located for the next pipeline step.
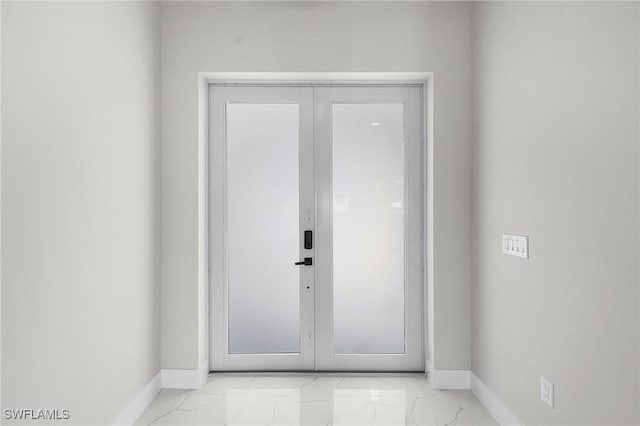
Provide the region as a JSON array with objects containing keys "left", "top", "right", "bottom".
[{"left": 502, "top": 234, "right": 529, "bottom": 258}]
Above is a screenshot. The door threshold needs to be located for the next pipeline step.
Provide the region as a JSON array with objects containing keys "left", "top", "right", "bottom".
[{"left": 208, "top": 371, "right": 426, "bottom": 376}]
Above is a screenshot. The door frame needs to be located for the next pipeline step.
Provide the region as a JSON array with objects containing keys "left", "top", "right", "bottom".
[{"left": 204, "top": 73, "right": 432, "bottom": 372}]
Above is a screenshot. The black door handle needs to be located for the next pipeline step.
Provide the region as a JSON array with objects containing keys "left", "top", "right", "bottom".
[{"left": 295, "top": 257, "right": 313, "bottom": 266}]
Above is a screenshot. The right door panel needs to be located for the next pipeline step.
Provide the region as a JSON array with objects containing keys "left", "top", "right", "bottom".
[{"left": 315, "top": 86, "right": 424, "bottom": 371}]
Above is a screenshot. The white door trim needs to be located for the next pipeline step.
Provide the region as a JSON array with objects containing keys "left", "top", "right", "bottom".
[{"left": 203, "top": 73, "right": 432, "bottom": 373}]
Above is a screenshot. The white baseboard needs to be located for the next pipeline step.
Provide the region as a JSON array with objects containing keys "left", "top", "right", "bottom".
[
  {"left": 471, "top": 372, "right": 522, "bottom": 426},
  {"left": 161, "top": 359, "right": 210, "bottom": 389},
  {"left": 426, "top": 360, "right": 470, "bottom": 389},
  {"left": 110, "top": 360, "right": 210, "bottom": 426},
  {"left": 111, "top": 371, "right": 161, "bottom": 426}
]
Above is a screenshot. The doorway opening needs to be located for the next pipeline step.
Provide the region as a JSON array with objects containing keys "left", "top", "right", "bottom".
[{"left": 209, "top": 83, "right": 424, "bottom": 371}]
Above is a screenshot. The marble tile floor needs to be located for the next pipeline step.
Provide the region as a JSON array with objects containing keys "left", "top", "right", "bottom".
[{"left": 135, "top": 374, "right": 497, "bottom": 426}]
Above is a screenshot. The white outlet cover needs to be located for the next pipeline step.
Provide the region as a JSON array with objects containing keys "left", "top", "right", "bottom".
[{"left": 540, "top": 376, "right": 554, "bottom": 409}]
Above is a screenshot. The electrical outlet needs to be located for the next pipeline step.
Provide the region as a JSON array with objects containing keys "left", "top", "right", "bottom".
[{"left": 540, "top": 376, "right": 554, "bottom": 409}]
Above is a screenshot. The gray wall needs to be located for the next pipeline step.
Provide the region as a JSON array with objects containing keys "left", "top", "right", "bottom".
[
  {"left": 471, "top": 2, "right": 640, "bottom": 424},
  {"left": 1, "top": 2, "right": 161, "bottom": 424},
  {"left": 160, "top": 0, "right": 473, "bottom": 371}
]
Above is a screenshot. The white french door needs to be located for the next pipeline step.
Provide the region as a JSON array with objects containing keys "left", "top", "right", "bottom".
[{"left": 210, "top": 84, "right": 423, "bottom": 371}]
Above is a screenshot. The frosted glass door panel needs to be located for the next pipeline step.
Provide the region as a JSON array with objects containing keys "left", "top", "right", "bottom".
[
  {"left": 227, "top": 103, "right": 300, "bottom": 354},
  {"left": 332, "top": 103, "right": 405, "bottom": 354}
]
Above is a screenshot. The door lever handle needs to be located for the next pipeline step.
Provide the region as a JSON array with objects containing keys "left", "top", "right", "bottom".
[{"left": 295, "top": 257, "right": 313, "bottom": 266}]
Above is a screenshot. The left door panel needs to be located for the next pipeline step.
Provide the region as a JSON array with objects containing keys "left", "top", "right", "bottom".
[{"left": 209, "top": 86, "right": 315, "bottom": 370}]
